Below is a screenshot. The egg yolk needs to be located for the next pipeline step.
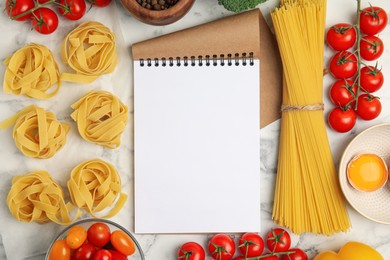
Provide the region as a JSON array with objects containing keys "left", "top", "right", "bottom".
[{"left": 347, "top": 154, "right": 388, "bottom": 192}]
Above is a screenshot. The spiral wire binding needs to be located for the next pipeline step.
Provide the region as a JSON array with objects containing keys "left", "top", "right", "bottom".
[{"left": 139, "top": 52, "right": 254, "bottom": 67}]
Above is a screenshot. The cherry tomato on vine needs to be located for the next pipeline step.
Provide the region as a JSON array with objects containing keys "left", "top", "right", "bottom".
[
  {"left": 73, "top": 244, "right": 97, "bottom": 260},
  {"left": 266, "top": 228, "right": 291, "bottom": 253},
  {"left": 88, "top": 223, "right": 111, "bottom": 248},
  {"left": 37, "top": 0, "right": 51, "bottom": 3},
  {"left": 238, "top": 232, "right": 264, "bottom": 258},
  {"left": 6, "top": 0, "right": 35, "bottom": 21},
  {"left": 178, "top": 242, "right": 205, "bottom": 260},
  {"left": 110, "top": 230, "right": 136, "bottom": 256},
  {"left": 281, "top": 248, "right": 308, "bottom": 260},
  {"left": 208, "top": 234, "right": 236, "bottom": 260},
  {"left": 328, "top": 107, "right": 356, "bottom": 133},
  {"left": 58, "top": 0, "right": 86, "bottom": 20},
  {"left": 360, "top": 6, "right": 388, "bottom": 35},
  {"left": 94, "top": 249, "right": 112, "bottom": 260},
  {"left": 329, "top": 51, "right": 358, "bottom": 79},
  {"left": 87, "top": 0, "right": 112, "bottom": 7},
  {"left": 329, "top": 79, "right": 357, "bottom": 107},
  {"left": 31, "top": 7, "right": 58, "bottom": 34},
  {"left": 360, "top": 35, "right": 384, "bottom": 61},
  {"left": 360, "top": 66, "right": 384, "bottom": 93},
  {"left": 326, "top": 23, "right": 356, "bottom": 51},
  {"left": 48, "top": 240, "right": 71, "bottom": 260},
  {"left": 66, "top": 225, "right": 87, "bottom": 249},
  {"left": 356, "top": 94, "right": 381, "bottom": 120}
]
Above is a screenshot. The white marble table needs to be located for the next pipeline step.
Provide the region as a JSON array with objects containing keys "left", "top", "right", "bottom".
[{"left": 0, "top": 0, "right": 390, "bottom": 259}]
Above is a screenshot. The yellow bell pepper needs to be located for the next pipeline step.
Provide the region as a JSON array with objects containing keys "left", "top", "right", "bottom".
[{"left": 314, "top": 242, "right": 383, "bottom": 260}]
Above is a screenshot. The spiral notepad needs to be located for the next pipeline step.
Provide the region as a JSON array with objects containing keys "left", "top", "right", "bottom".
[
  {"left": 133, "top": 53, "right": 260, "bottom": 233},
  {"left": 132, "top": 9, "right": 275, "bottom": 233}
]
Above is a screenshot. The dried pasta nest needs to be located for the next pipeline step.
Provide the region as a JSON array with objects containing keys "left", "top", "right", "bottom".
[
  {"left": 3, "top": 43, "right": 61, "bottom": 99},
  {"left": 67, "top": 159, "right": 127, "bottom": 218},
  {"left": 0, "top": 105, "right": 70, "bottom": 159},
  {"left": 7, "top": 170, "right": 80, "bottom": 225},
  {"left": 71, "top": 90, "right": 128, "bottom": 148},
  {"left": 61, "top": 21, "right": 118, "bottom": 83}
]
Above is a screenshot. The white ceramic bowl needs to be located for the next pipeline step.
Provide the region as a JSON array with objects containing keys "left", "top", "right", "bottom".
[{"left": 339, "top": 123, "right": 390, "bottom": 224}]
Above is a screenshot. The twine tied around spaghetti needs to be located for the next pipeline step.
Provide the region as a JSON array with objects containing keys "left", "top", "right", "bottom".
[{"left": 281, "top": 103, "right": 324, "bottom": 112}]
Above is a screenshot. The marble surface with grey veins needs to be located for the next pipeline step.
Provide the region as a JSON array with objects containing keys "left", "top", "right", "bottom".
[{"left": 0, "top": 0, "right": 390, "bottom": 259}]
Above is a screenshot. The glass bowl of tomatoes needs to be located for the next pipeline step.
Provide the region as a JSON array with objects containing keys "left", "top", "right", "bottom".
[{"left": 45, "top": 218, "right": 145, "bottom": 260}]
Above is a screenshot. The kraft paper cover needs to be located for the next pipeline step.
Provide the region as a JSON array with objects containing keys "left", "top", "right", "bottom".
[{"left": 132, "top": 9, "right": 282, "bottom": 128}]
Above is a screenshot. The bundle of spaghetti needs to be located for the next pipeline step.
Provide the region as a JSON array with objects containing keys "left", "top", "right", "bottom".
[
  {"left": 0, "top": 105, "right": 70, "bottom": 159},
  {"left": 71, "top": 90, "right": 128, "bottom": 148},
  {"left": 3, "top": 43, "right": 61, "bottom": 99},
  {"left": 7, "top": 170, "right": 81, "bottom": 225},
  {"left": 271, "top": 0, "right": 350, "bottom": 235},
  {"left": 61, "top": 21, "right": 118, "bottom": 83},
  {"left": 67, "top": 159, "right": 128, "bottom": 218}
]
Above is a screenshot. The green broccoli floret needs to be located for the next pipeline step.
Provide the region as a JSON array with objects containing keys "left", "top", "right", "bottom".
[{"left": 218, "top": 0, "right": 267, "bottom": 13}]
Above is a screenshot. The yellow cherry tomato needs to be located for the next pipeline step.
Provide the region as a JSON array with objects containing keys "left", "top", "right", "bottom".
[
  {"left": 66, "top": 225, "right": 87, "bottom": 249},
  {"left": 314, "top": 242, "right": 383, "bottom": 260},
  {"left": 49, "top": 240, "right": 71, "bottom": 260},
  {"left": 110, "top": 230, "right": 136, "bottom": 256}
]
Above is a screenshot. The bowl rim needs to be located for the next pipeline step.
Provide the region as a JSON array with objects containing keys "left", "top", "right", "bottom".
[
  {"left": 339, "top": 122, "right": 390, "bottom": 225},
  {"left": 45, "top": 218, "right": 145, "bottom": 259}
]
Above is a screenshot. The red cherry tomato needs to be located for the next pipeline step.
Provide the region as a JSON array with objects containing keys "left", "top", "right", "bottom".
[
  {"left": 87, "top": 223, "right": 111, "bottom": 248},
  {"left": 94, "top": 249, "right": 112, "bottom": 260},
  {"left": 110, "top": 230, "right": 136, "bottom": 256},
  {"left": 58, "top": 0, "right": 86, "bottom": 20},
  {"left": 360, "top": 6, "right": 388, "bottom": 35},
  {"left": 328, "top": 107, "right": 356, "bottom": 133},
  {"left": 329, "top": 51, "right": 358, "bottom": 79},
  {"left": 266, "top": 228, "right": 291, "bottom": 253},
  {"left": 31, "top": 7, "right": 58, "bottom": 34},
  {"left": 238, "top": 233, "right": 264, "bottom": 258},
  {"left": 360, "top": 66, "right": 384, "bottom": 93},
  {"left": 73, "top": 244, "right": 97, "bottom": 260},
  {"left": 356, "top": 94, "right": 382, "bottom": 120},
  {"left": 326, "top": 23, "right": 356, "bottom": 51},
  {"left": 48, "top": 240, "right": 71, "bottom": 260},
  {"left": 281, "top": 248, "right": 308, "bottom": 260},
  {"left": 360, "top": 35, "right": 384, "bottom": 61},
  {"left": 37, "top": 0, "right": 51, "bottom": 3},
  {"left": 108, "top": 250, "right": 127, "bottom": 260},
  {"left": 87, "top": 0, "right": 112, "bottom": 7},
  {"left": 329, "top": 79, "right": 357, "bottom": 107},
  {"left": 5, "top": 0, "right": 35, "bottom": 21},
  {"left": 178, "top": 242, "right": 205, "bottom": 260},
  {"left": 234, "top": 257, "right": 245, "bottom": 260},
  {"left": 208, "top": 234, "right": 236, "bottom": 260}
]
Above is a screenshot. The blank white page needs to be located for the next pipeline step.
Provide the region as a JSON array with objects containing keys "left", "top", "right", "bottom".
[{"left": 134, "top": 59, "right": 260, "bottom": 233}]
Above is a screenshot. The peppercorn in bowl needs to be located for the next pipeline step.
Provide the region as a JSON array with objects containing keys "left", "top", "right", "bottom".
[{"left": 120, "top": 0, "right": 195, "bottom": 25}]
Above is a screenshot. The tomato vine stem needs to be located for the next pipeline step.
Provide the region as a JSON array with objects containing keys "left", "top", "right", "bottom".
[
  {"left": 354, "top": 0, "right": 362, "bottom": 109},
  {"left": 244, "top": 250, "right": 295, "bottom": 260}
]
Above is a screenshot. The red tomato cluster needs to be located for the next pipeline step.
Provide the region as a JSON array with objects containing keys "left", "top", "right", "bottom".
[
  {"left": 48, "top": 222, "right": 136, "bottom": 260},
  {"left": 177, "top": 228, "right": 308, "bottom": 260},
  {"left": 326, "top": 6, "right": 387, "bottom": 133},
  {"left": 5, "top": 0, "right": 111, "bottom": 34}
]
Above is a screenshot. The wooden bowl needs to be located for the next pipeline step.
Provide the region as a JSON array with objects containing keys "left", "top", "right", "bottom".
[{"left": 120, "top": 0, "right": 195, "bottom": 26}]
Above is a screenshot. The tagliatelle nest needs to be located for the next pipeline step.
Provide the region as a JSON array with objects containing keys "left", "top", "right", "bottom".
[{"left": 71, "top": 90, "right": 128, "bottom": 149}]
